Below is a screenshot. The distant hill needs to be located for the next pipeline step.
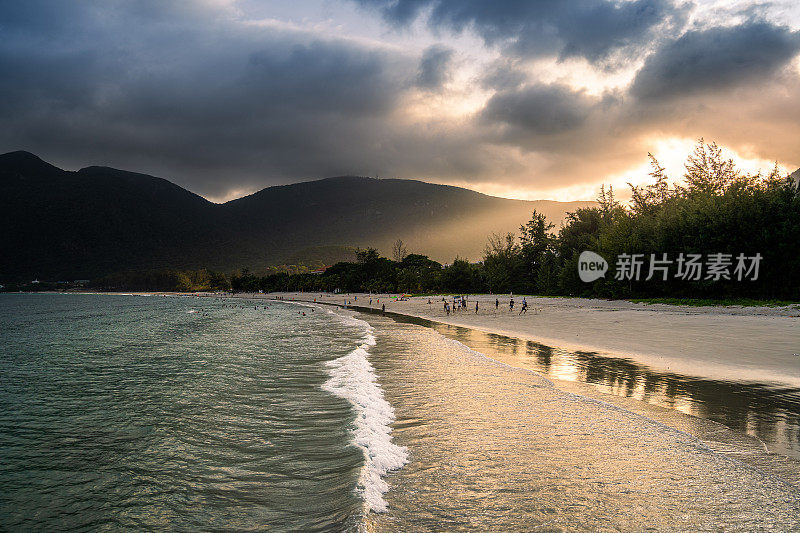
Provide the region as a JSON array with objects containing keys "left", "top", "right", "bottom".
[{"left": 0, "top": 151, "right": 594, "bottom": 281}]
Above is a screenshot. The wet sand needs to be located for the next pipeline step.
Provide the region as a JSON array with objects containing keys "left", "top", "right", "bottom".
[
  {"left": 362, "top": 315, "right": 800, "bottom": 531},
  {"left": 282, "top": 292, "right": 800, "bottom": 388},
  {"left": 253, "top": 292, "right": 800, "bottom": 460},
  {"left": 176, "top": 292, "right": 800, "bottom": 527}
]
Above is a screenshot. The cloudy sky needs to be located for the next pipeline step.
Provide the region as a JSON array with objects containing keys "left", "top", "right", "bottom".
[{"left": 1, "top": 0, "right": 799, "bottom": 202}]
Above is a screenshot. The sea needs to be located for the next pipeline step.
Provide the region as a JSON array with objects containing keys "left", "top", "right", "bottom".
[{"left": 1, "top": 293, "right": 799, "bottom": 531}]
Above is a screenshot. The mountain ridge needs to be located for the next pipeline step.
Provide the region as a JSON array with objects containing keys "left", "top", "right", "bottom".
[{"left": 1, "top": 151, "right": 595, "bottom": 281}]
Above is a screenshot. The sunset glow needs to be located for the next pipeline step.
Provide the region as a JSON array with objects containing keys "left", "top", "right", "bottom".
[{"left": 1, "top": 1, "right": 798, "bottom": 201}]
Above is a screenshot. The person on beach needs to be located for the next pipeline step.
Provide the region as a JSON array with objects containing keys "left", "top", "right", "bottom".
[
  {"left": 475, "top": 301, "right": 479, "bottom": 314},
  {"left": 520, "top": 298, "right": 528, "bottom": 315},
  {"left": 381, "top": 303, "right": 385, "bottom": 313},
  {"left": 510, "top": 298, "right": 514, "bottom": 312},
  {"left": 444, "top": 301, "right": 450, "bottom": 315},
  {"left": 495, "top": 298, "right": 499, "bottom": 310}
]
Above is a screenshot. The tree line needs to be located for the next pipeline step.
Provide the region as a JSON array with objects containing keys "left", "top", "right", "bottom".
[
  {"left": 232, "top": 142, "right": 800, "bottom": 300},
  {"left": 17, "top": 141, "right": 795, "bottom": 300}
]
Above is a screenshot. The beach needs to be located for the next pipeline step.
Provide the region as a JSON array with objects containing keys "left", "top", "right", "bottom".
[
  {"left": 362, "top": 314, "right": 800, "bottom": 530},
  {"left": 3, "top": 292, "right": 800, "bottom": 530},
  {"left": 220, "top": 291, "right": 800, "bottom": 529},
  {"left": 260, "top": 292, "right": 800, "bottom": 460},
  {"left": 279, "top": 292, "right": 800, "bottom": 386}
]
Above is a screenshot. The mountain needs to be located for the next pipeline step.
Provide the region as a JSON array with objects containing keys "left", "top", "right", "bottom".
[
  {"left": 0, "top": 151, "right": 594, "bottom": 281},
  {"left": 0, "top": 152, "right": 221, "bottom": 280}
]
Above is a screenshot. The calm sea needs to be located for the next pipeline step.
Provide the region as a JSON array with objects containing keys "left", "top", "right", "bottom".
[
  {"left": 0, "top": 293, "right": 404, "bottom": 531},
  {"left": 2, "top": 293, "right": 799, "bottom": 531}
]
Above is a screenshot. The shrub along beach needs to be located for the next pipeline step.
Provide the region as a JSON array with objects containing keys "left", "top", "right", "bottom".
[
  {"left": 60, "top": 142, "right": 798, "bottom": 303},
  {"left": 243, "top": 143, "right": 798, "bottom": 300}
]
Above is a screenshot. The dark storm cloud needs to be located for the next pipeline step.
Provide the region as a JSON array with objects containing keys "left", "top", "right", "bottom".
[
  {"left": 356, "top": 0, "right": 687, "bottom": 63},
  {"left": 631, "top": 20, "right": 800, "bottom": 100},
  {"left": 0, "top": 0, "right": 458, "bottom": 199},
  {"left": 481, "top": 84, "right": 595, "bottom": 136},
  {"left": 480, "top": 60, "right": 528, "bottom": 91},
  {"left": 1, "top": 0, "right": 798, "bottom": 201},
  {"left": 243, "top": 42, "right": 399, "bottom": 115},
  {"left": 416, "top": 45, "right": 454, "bottom": 89}
]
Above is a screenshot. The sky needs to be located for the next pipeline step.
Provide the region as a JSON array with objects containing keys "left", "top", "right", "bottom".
[{"left": 1, "top": 0, "right": 799, "bottom": 203}]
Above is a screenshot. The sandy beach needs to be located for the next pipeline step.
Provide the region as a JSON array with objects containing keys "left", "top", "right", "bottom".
[
  {"left": 170, "top": 290, "right": 800, "bottom": 463},
  {"left": 233, "top": 290, "right": 800, "bottom": 465},
  {"left": 267, "top": 292, "right": 800, "bottom": 388},
  {"left": 6, "top": 292, "right": 800, "bottom": 530}
]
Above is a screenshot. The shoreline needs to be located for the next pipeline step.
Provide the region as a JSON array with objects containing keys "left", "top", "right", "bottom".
[
  {"left": 263, "top": 292, "right": 800, "bottom": 387},
  {"left": 19, "top": 290, "right": 798, "bottom": 384},
  {"left": 302, "top": 295, "right": 800, "bottom": 489},
  {"left": 10, "top": 291, "right": 800, "bottom": 472},
  {"left": 258, "top": 292, "right": 800, "bottom": 466}
]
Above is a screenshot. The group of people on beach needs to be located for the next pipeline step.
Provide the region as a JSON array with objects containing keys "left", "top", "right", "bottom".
[
  {"left": 442, "top": 295, "right": 529, "bottom": 316},
  {"left": 443, "top": 295, "right": 474, "bottom": 315}
]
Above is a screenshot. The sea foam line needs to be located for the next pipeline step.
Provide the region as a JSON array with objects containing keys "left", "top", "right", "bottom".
[{"left": 321, "top": 309, "right": 408, "bottom": 513}]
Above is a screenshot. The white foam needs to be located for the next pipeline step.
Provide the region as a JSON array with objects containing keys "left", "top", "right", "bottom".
[{"left": 321, "top": 312, "right": 408, "bottom": 513}]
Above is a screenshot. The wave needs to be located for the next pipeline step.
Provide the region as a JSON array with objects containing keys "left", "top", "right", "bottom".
[{"left": 321, "top": 309, "right": 408, "bottom": 513}]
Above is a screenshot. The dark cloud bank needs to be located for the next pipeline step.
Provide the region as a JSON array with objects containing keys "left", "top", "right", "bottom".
[{"left": 0, "top": 1, "right": 798, "bottom": 200}]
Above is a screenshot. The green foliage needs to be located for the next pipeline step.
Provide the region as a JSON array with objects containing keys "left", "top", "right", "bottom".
[
  {"left": 559, "top": 140, "right": 800, "bottom": 299},
  {"left": 91, "top": 268, "right": 230, "bottom": 292},
  {"left": 629, "top": 298, "right": 800, "bottom": 308},
  {"left": 482, "top": 233, "right": 523, "bottom": 293},
  {"left": 440, "top": 258, "right": 484, "bottom": 294},
  {"left": 519, "top": 210, "right": 555, "bottom": 292},
  {"left": 69, "top": 141, "right": 798, "bottom": 302}
]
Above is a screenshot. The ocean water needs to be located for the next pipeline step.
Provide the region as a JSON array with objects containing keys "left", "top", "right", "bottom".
[
  {"left": 0, "top": 294, "right": 403, "bottom": 531},
  {"left": 364, "top": 316, "right": 800, "bottom": 531},
  {"left": 2, "top": 293, "right": 799, "bottom": 531},
  {"left": 382, "top": 313, "right": 800, "bottom": 461}
]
